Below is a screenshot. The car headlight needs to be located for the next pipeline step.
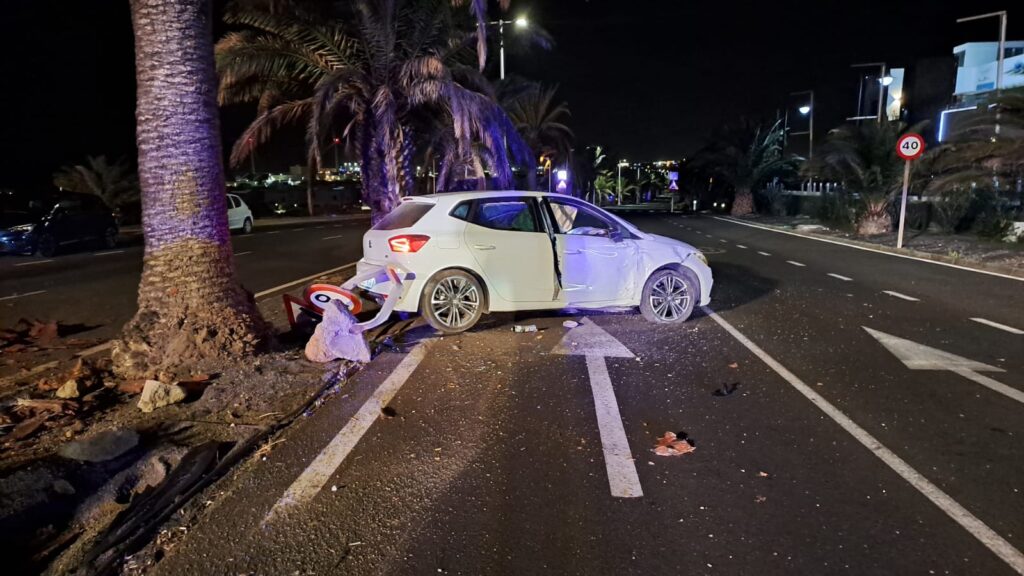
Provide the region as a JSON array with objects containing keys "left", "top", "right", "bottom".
[
  {"left": 694, "top": 251, "right": 708, "bottom": 266},
  {"left": 4, "top": 224, "right": 34, "bottom": 235}
]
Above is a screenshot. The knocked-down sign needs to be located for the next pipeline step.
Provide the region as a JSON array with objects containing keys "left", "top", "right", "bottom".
[{"left": 283, "top": 266, "right": 406, "bottom": 335}]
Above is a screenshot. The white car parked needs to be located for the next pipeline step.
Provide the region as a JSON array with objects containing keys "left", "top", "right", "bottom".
[
  {"left": 352, "top": 191, "right": 713, "bottom": 334},
  {"left": 226, "top": 194, "right": 254, "bottom": 234}
]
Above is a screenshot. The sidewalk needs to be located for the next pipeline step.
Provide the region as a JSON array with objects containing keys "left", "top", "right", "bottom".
[
  {"left": 120, "top": 212, "right": 370, "bottom": 235},
  {"left": 717, "top": 214, "right": 1024, "bottom": 280}
]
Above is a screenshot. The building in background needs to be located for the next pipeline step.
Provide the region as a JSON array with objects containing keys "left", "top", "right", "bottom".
[{"left": 939, "top": 41, "right": 1024, "bottom": 142}]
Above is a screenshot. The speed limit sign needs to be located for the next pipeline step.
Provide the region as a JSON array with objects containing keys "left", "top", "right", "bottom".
[{"left": 896, "top": 133, "right": 925, "bottom": 161}]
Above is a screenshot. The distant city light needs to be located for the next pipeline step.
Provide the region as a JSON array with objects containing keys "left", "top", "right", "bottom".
[{"left": 556, "top": 169, "right": 568, "bottom": 181}]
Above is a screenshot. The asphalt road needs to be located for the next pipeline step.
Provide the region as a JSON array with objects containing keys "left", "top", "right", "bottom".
[
  {"left": 0, "top": 218, "right": 370, "bottom": 377},
  {"left": 148, "top": 213, "right": 1024, "bottom": 575}
]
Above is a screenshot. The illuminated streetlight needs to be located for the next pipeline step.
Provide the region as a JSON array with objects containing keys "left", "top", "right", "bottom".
[
  {"left": 879, "top": 75, "right": 895, "bottom": 86},
  {"left": 489, "top": 16, "right": 530, "bottom": 80},
  {"left": 514, "top": 17, "right": 528, "bottom": 28},
  {"left": 798, "top": 105, "right": 811, "bottom": 115}
]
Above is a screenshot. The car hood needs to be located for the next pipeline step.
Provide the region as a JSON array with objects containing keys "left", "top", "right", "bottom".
[{"left": 644, "top": 232, "right": 698, "bottom": 253}]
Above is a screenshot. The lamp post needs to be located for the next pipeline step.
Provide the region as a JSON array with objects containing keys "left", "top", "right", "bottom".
[
  {"left": 787, "top": 90, "right": 815, "bottom": 160},
  {"left": 488, "top": 17, "right": 528, "bottom": 80},
  {"left": 617, "top": 160, "right": 628, "bottom": 204},
  {"left": 850, "top": 63, "right": 889, "bottom": 123},
  {"left": 958, "top": 11, "right": 1008, "bottom": 91}
]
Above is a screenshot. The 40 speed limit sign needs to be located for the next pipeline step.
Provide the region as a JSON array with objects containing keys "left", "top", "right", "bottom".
[{"left": 896, "top": 133, "right": 925, "bottom": 160}]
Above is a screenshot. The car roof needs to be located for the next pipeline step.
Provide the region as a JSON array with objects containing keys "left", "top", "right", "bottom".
[{"left": 406, "top": 191, "right": 577, "bottom": 204}]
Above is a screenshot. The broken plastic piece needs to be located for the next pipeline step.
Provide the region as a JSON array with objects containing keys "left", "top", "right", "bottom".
[
  {"left": 562, "top": 320, "right": 580, "bottom": 329},
  {"left": 512, "top": 325, "right": 538, "bottom": 333},
  {"left": 652, "top": 431, "right": 696, "bottom": 457}
]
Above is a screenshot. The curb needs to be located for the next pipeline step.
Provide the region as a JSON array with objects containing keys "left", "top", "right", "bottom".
[{"left": 711, "top": 216, "right": 1024, "bottom": 282}]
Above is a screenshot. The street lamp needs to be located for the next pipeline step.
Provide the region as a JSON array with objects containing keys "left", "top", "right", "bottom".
[
  {"left": 617, "top": 160, "right": 629, "bottom": 204},
  {"left": 488, "top": 16, "right": 529, "bottom": 80},
  {"left": 798, "top": 105, "right": 811, "bottom": 115},
  {"left": 851, "top": 62, "right": 888, "bottom": 123},
  {"left": 957, "top": 11, "right": 1008, "bottom": 91},
  {"left": 787, "top": 90, "right": 815, "bottom": 160}
]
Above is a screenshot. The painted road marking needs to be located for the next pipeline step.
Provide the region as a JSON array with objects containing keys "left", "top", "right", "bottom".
[
  {"left": 314, "top": 225, "right": 326, "bottom": 229},
  {"left": 254, "top": 261, "right": 359, "bottom": 298},
  {"left": 0, "top": 290, "right": 46, "bottom": 301},
  {"left": 322, "top": 235, "right": 345, "bottom": 240},
  {"left": 267, "top": 230, "right": 281, "bottom": 235},
  {"left": 265, "top": 344, "right": 430, "bottom": 523},
  {"left": 719, "top": 239, "right": 727, "bottom": 243},
  {"left": 757, "top": 251, "right": 771, "bottom": 256},
  {"left": 786, "top": 260, "right": 806, "bottom": 267},
  {"left": 883, "top": 290, "right": 919, "bottom": 302},
  {"left": 865, "top": 327, "right": 1022, "bottom": 405},
  {"left": 553, "top": 318, "right": 642, "bottom": 498},
  {"left": 827, "top": 273, "right": 853, "bottom": 281},
  {"left": 93, "top": 250, "right": 125, "bottom": 257},
  {"left": 736, "top": 244, "right": 748, "bottom": 249},
  {"left": 15, "top": 260, "right": 53, "bottom": 267},
  {"left": 235, "top": 251, "right": 253, "bottom": 256},
  {"left": 970, "top": 318, "right": 1024, "bottom": 335},
  {"left": 714, "top": 216, "right": 1024, "bottom": 283},
  {"left": 704, "top": 307, "right": 1024, "bottom": 574}
]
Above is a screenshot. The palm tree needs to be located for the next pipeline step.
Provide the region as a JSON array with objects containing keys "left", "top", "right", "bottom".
[
  {"left": 114, "top": 0, "right": 267, "bottom": 379},
  {"left": 52, "top": 155, "right": 140, "bottom": 211},
  {"left": 505, "top": 84, "right": 574, "bottom": 166},
  {"left": 810, "top": 120, "right": 925, "bottom": 236},
  {"left": 218, "top": 0, "right": 531, "bottom": 224},
  {"left": 693, "top": 119, "right": 792, "bottom": 216}
]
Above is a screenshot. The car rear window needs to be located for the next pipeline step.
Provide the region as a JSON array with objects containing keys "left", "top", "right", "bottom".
[{"left": 371, "top": 202, "right": 434, "bottom": 230}]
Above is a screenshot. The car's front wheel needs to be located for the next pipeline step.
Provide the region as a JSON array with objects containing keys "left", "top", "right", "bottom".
[
  {"left": 420, "top": 269, "right": 484, "bottom": 335},
  {"left": 37, "top": 233, "right": 57, "bottom": 257},
  {"left": 640, "top": 268, "right": 698, "bottom": 324}
]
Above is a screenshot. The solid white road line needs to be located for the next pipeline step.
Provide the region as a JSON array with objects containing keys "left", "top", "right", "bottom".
[
  {"left": 15, "top": 260, "right": 53, "bottom": 267},
  {"left": 786, "top": 260, "right": 806, "bottom": 267},
  {"left": 235, "top": 251, "right": 253, "bottom": 256},
  {"left": 827, "top": 273, "right": 853, "bottom": 281},
  {"left": 265, "top": 344, "right": 429, "bottom": 523},
  {"left": 883, "top": 290, "right": 919, "bottom": 302},
  {"left": 970, "top": 318, "right": 1024, "bottom": 335},
  {"left": 586, "top": 354, "right": 644, "bottom": 498},
  {"left": 736, "top": 244, "right": 748, "bottom": 249},
  {"left": 0, "top": 290, "right": 46, "bottom": 301},
  {"left": 703, "top": 307, "right": 1024, "bottom": 574},
  {"left": 713, "top": 216, "right": 1024, "bottom": 283},
  {"left": 253, "top": 261, "right": 358, "bottom": 298},
  {"left": 322, "top": 235, "right": 345, "bottom": 240},
  {"left": 757, "top": 251, "right": 771, "bottom": 256},
  {"left": 93, "top": 250, "right": 125, "bottom": 257}
]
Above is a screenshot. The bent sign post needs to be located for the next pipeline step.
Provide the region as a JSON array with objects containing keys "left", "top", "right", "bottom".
[{"left": 895, "top": 133, "right": 925, "bottom": 249}]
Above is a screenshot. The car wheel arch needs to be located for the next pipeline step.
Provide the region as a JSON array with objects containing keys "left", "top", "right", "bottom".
[
  {"left": 419, "top": 266, "right": 490, "bottom": 315},
  {"left": 647, "top": 262, "right": 701, "bottom": 294}
]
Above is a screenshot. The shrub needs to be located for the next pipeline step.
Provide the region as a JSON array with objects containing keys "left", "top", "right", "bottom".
[
  {"left": 816, "top": 193, "right": 855, "bottom": 228},
  {"left": 931, "top": 188, "right": 974, "bottom": 233}
]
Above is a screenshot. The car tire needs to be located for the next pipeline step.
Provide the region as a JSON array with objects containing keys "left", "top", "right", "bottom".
[
  {"left": 37, "top": 234, "right": 57, "bottom": 257},
  {"left": 639, "top": 267, "right": 698, "bottom": 324},
  {"left": 420, "top": 269, "right": 484, "bottom": 335},
  {"left": 242, "top": 218, "right": 253, "bottom": 234},
  {"left": 100, "top": 226, "right": 118, "bottom": 249}
]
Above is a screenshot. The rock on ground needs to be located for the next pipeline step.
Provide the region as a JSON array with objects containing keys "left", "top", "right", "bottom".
[
  {"left": 137, "top": 380, "right": 187, "bottom": 413},
  {"left": 57, "top": 428, "right": 140, "bottom": 463}
]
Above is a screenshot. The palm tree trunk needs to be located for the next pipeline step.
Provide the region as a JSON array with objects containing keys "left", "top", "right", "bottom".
[
  {"left": 731, "top": 187, "right": 754, "bottom": 216},
  {"left": 856, "top": 198, "right": 892, "bottom": 236},
  {"left": 306, "top": 155, "right": 316, "bottom": 216},
  {"left": 115, "top": 0, "right": 268, "bottom": 379}
]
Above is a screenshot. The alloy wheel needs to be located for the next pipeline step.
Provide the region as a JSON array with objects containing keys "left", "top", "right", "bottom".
[
  {"left": 430, "top": 276, "right": 480, "bottom": 329},
  {"left": 649, "top": 274, "right": 691, "bottom": 321}
]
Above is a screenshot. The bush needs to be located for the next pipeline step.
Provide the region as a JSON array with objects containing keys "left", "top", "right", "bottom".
[
  {"left": 974, "top": 212, "right": 1014, "bottom": 240},
  {"left": 816, "top": 193, "right": 855, "bottom": 228},
  {"left": 931, "top": 188, "right": 974, "bottom": 232}
]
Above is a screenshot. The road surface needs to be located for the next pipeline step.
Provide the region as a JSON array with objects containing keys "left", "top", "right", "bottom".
[{"left": 143, "top": 214, "right": 1024, "bottom": 575}]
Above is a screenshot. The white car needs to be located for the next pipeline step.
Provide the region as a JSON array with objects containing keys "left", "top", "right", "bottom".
[
  {"left": 227, "top": 194, "right": 254, "bottom": 233},
  {"left": 353, "top": 191, "right": 713, "bottom": 334}
]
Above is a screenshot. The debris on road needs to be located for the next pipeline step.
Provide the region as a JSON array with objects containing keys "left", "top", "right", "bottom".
[
  {"left": 305, "top": 300, "right": 371, "bottom": 363},
  {"left": 57, "top": 428, "right": 140, "bottom": 462},
  {"left": 652, "top": 431, "right": 696, "bottom": 457},
  {"left": 512, "top": 325, "right": 538, "bottom": 333},
  {"left": 562, "top": 320, "right": 580, "bottom": 329},
  {"left": 728, "top": 362, "right": 739, "bottom": 369},
  {"left": 137, "top": 380, "right": 187, "bottom": 413},
  {"left": 712, "top": 382, "right": 739, "bottom": 397}
]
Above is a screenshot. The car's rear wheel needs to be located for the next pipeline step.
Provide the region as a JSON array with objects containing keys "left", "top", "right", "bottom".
[
  {"left": 242, "top": 218, "right": 253, "bottom": 234},
  {"left": 640, "top": 268, "right": 697, "bottom": 324},
  {"left": 37, "top": 234, "right": 57, "bottom": 257},
  {"left": 420, "top": 269, "right": 484, "bottom": 335},
  {"left": 100, "top": 226, "right": 118, "bottom": 249}
]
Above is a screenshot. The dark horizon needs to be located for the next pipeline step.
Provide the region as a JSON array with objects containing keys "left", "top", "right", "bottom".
[{"left": 1, "top": 0, "right": 1020, "bottom": 190}]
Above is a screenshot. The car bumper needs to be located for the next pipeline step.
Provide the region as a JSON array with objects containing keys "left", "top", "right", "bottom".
[
  {"left": 0, "top": 235, "right": 33, "bottom": 254},
  {"left": 349, "top": 260, "right": 420, "bottom": 313}
]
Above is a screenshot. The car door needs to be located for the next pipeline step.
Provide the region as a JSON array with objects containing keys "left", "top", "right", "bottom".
[
  {"left": 226, "top": 195, "right": 241, "bottom": 229},
  {"left": 462, "top": 197, "right": 557, "bottom": 303},
  {"left": 544, "top": 197, "right": 639, "bottom": 304}
]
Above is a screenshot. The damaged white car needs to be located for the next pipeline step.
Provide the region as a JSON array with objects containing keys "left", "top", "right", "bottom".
[{"left": 344, "top": 191, "right": 713, "bottom": 334}]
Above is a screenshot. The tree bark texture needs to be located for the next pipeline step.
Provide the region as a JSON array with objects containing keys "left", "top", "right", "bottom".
[
  {"left": 115, "top": 0, "right": 268, "bottom": 378},
  {"left": 731, "top": 188, "right": 754, "bottom": 216}
]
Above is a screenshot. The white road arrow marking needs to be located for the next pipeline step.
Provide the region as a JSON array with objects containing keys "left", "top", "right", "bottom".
[
  {"left": 553, "top": 318, "right": 642, "bottom": 498},
  {"left": 864, "top": 327, "right": 1023, "bottom": 405}
]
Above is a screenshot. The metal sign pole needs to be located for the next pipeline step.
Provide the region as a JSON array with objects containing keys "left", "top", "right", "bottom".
[{"left": 897, "top": 158, "right": 911, "bottom": 249}]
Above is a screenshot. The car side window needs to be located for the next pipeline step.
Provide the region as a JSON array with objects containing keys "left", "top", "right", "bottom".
[
  {"left": 545, "top": 200, "right": 614, "bottom": 235},
  {"left": 228, "top": 196, "right": 239, "bottom": 209},
  {"left": 469, "top": 199, "right": 539, "bottom": 233},
  {"left": 450, "top": 201, "right": 471, "bottom": 221}
]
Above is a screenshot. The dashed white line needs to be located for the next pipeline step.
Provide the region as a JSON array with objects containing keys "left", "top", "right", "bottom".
[
  {"left": 827, "top": 273, "right": 853, "bottom": 281},
  {"left": 704, "top": 307, "right": 1024, "bottom": 574},
  {"left": 93, "top": 250, "right": 125, "bottom": 257},
  {"left": 15, "top": 260, "right": 52, "bottom": 267},
  {"left": 0, "top": 290, "right": 46, "bottom": 301},
  {"left": 786, "top": 260, "right": 806, "bottom": 267},
  {"left": 314, "top": 225, "right": 326, "bottom": 229},
  {"left": 235, "top": 251, "right": 253, "bottom": 256},
  {"left": 757, "top": 251, "right": 771, "bottom": 256},
  {"left": 883, "top": 290, "right": 919, "bottom": 302},
  {"left": 736, "top": 244, "right": 748, "bottom": 249},
  {"left": 267, "top": 230, "right": 281, "bottom": 235},
  {"left": 719, "top": 239, "right": 727, "bottom": 243},
  {"left": 265, "top": 344, "right": 430, "bottom": 523},
  {"left": 322, "top": 235, "right": 345, "bottom": 241},
  {"left": 970, "top": 318, "right": 1024, "bottom": 335}
]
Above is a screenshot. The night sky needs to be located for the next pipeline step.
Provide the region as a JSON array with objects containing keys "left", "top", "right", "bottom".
[{"left": 1, "top": 0, "right": 1020, "bottom": 189}]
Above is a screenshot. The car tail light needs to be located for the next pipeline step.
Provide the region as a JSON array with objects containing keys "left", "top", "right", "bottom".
[{"left": 388, "top": 234, "right": 430, "bottom": 253}]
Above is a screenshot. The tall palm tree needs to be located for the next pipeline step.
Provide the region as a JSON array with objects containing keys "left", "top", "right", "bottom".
[
  {"left": 218, "top": 0, "right": 531, "bottom": 224},
  {"left": 52, "top": 155, "right": 140, "bottom": 211},
  {"left": 811, "top": 120, "right": 925, "bottom": 236},
  {"left": 505, "top": 84, "right": 574, "bottom": 166},
  {"left": 115, "top": 0, "right": 267, "bottom": 379},
  {"left": 693, "top": 119, "right": 792, "bottom": 216}
]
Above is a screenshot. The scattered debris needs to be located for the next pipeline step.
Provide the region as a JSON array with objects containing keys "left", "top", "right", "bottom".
[
  {"left": 755, "top": 495, "right": 767, "bottom": 503},
  {"left": 137, "top": 380, "right": 187, "bottom": 413},
  {"left": 381, "top": 405, "right": 398, "bottom": 418},
  {"left": 305, "top": 300, "right": 371, "bottom": 363},
  {"left": 58, "top": 428, "right": 140, "bottom": 462},
  {"left": 117, "top": 380, "right": 147, "bottom": 395},
  {"left": 757, "top": 471, "right": 770, "bottom": 478},
  {"left": 512, "top": 325, "right": 538, "bottom": 333},
  {"left": 712, "top": 382, "right": 739, "bottom": 397},
  {"left": 562, "top": 320, "right": 580, "bottom": 329},
  {"left": 9, "top": 413, "right": 50, "bottom": 441},
  {"left": 728, "top": 362, "right": 739, "bottom": 369},
  {"left": 56, "top": 379, "right": 83, "bottom": 399},
  {"left": 52, "top": 479, "right": 76, "bottom": 496},
  {"left": 652, "top": 431, "right": 696, "bottom": 457}
]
